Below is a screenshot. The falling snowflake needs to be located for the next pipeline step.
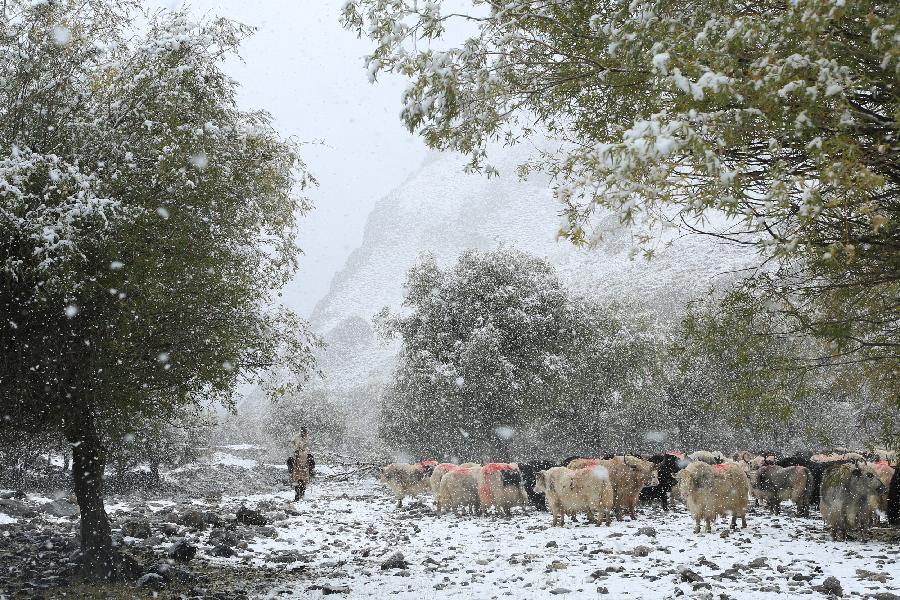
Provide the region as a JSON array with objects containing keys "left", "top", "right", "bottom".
[{"left": 50, "top": 26, "right": 71, "bottom": 46}]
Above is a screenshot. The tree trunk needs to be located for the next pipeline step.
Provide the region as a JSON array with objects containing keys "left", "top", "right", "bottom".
[{"left": 69, "top": 427, "right": 116, "bottom": 580}]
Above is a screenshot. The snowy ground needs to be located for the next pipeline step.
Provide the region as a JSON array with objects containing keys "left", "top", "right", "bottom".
[
  {"left": 234, "top": 475, "right": 900, "bottom": 599},
  {"left": 2, "top": 457, "right": 898, "bottom": 599}
]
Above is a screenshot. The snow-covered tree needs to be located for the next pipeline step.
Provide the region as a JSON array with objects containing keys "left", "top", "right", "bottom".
[
  {"left": 377, "top": 248, "right": 664, "bottom": 459},
  {"left": 342, "top": 0, "right": 899, "bottom": 398},
  {"left": 0, "top": 1, "right": 318, "bottom": 579}
]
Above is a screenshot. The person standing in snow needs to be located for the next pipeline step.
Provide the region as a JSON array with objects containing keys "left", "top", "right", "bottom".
[{"left": 288, "top": 427, "right": 311, "bottom": 501}]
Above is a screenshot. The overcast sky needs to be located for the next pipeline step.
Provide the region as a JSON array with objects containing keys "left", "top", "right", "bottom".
[{"left": 150, "top": 0, "right": 427, "bottom": 317}]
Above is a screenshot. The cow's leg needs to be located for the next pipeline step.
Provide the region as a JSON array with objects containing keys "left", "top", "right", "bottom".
[
  {"left": 693, "top": 515, "right": 701, "bottom": 534},
  {"left": 705, "top": 517, "right": 713, "bottom": 533},
  {"left": 741, "top": 513, "right": 747, "bottom": 528},
  {"left": 730, "top": 513, "right": 737, "bottom": 529},
  {"left": 396, "top": 497, "right": 403, "bottom": 508},
  {"left": 615, "top": 506, "right": 623, "bottom": 521},
  {"left": 661, "top": 493, "right": 668, "bottom": 511}
]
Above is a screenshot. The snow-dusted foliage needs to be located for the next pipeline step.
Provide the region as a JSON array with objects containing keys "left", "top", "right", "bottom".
[
  {"left": 1, "top": 0, "right": 317, "bottom": 431},
  {"left": 0, "top": 0, "right": 318, "bottom": 577},
  {"left": 342, "top": 0, "right": 900, "bottom": 409},
  {"left": 342, "top": 0, "right": 896, "bottom": 254},
  {"left": 377, "top": 248, "right": 665, "bottom": 459},
  {"left": 376, "top": 248, "right": 868, "bottom": 458}
]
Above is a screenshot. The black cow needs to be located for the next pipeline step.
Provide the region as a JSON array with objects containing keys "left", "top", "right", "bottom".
[
  {"left": 888, "top": 464, "right": 900, "bottom": 527},
  {"left": 518, "top": 461, "right": 556, "bottom": 511},
  {"left": 638, "top": 453, "right": 683, "bottom": 510}
]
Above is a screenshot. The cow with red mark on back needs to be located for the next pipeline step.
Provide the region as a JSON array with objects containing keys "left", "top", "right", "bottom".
[
  {"left": 678, "top": 461, "right": 749, "bottom": 534},
  {"left": 436, "top": 465, "right": 482, "bottom": 516},
  {"left": 479, "top": 463, "right": 526, "bottom": 516}
]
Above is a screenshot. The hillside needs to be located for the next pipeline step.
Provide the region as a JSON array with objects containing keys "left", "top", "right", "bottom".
[{"left": 308, "top": 145, "right": 754, "bottom": 399}]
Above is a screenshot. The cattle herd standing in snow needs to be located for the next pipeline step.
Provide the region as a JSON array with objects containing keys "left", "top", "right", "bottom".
[{"left": 379, "top": 448, "right": 898, "bottom": 542}]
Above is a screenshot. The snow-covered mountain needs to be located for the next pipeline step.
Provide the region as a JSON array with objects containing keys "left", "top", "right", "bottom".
[{"left": 308, "top": 144, "right": 755, "bottom": 396}]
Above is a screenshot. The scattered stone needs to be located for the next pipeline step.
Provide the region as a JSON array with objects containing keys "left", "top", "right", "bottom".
[
  {"left": 153, "top": 563, "right": 195, "bottom": 585},
  {"left": 321, "top": 583, "right": 350, "bottom": 595},
  {"left": 856, "top": 569, "right": 889, "bottom": 583},
  {"left": 0, "top": 498, "right": 36, "bottom": 517},
  {"left": 167, "top": 540, "right": 196, "bottom": 563},
  {"left": 819, "top": 576, "right": 843, "bottom": 597},
  {"left": 178, "top": 510, "right": 207, "bottom": 530},
  {"left": 270, "top": 550, "right": 307, "bottom": 564},
  {"left": 549, "top": 588, "right": 571, "bottom": 595},
  {"left": 121, "top": 519, "right": 151, "bottom": 539},
  {"left": 547, "top": 560, "right": 567, "bottom": 571},
  {"left": 136, "top": 572, "right": 166, "bottom": 590},
  {"left": 748, "top": 557, "right": 768, "bottom": 569},
  {"left": 637, "top": 527, "right": 657, "bottom": 537},
  {"left": 236, "top": 506, "right": 267, "bottom": 526},
  {"left": 546, "top": 541, "right": 558, "bottom": 548},
  {"left": 257, "top": 526, "right": 277, "bottom": 538},
  {"left": 381, "top": 551, "right": 408, "bottom": 570},
  {"left": 680, "top": 568, "right": 704, "bottom": 583},
  {"left": 40, "top": 499, "right": 79, "bottom": 518},
  {"left": 210, "top": 544, "right": 236, "bottom": 558},
  {"left": 631, "top": 545, "right": 653, "bottom": 557},
  {"left": 160, "top": 522, "right": 179, "bottom": 535},
  {"left": 597, "top": 586, "right": 609, "bottom": 594}
]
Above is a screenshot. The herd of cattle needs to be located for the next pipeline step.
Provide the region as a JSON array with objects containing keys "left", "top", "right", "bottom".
[{"left": 380, "top": 449, "right": 899, "bottom": 541}]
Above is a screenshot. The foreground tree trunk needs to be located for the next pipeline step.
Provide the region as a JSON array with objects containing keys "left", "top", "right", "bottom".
[{"left": 68, "top": 424, "right": 116, "bottom": 580}]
